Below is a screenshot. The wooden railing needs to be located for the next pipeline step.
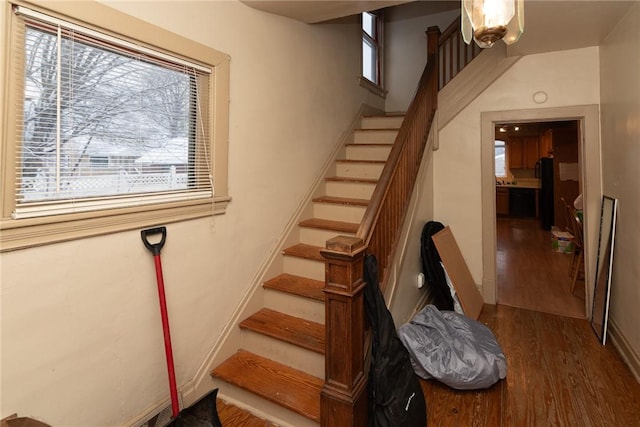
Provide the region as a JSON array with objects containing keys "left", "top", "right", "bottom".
[
  {"left": 437, "top": 16, "right": 481, "bottom": 89},
  {"left": 320, "top": 20, "right": 478, "bottom": 426},
  {"left": 357, "top": 27, "right": 440, "bottom": 291}
]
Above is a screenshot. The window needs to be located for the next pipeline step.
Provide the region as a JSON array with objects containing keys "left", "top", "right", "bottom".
[
  {"left": 360, "top": 11, "right": 384, "bottom": 96},
  {"left": 1, "top": 2, "right": 231, "bottom": 251},
  {"left": 495, "top": 140, "right": 506, "bottom": 177}
]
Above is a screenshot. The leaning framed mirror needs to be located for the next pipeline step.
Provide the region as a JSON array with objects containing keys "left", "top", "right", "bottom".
[{"left": 590, "top": 195, "right": 618, "bottom": 345}]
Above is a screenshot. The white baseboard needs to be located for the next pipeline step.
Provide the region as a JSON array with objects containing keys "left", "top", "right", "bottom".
[{"left": 608, "top": 318, "right": 640, "bottom": 384}]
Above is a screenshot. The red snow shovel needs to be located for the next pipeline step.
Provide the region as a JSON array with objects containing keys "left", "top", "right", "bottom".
[
  {"left": 142, "top": 227, "right": 223, "bottom": 426},
  {"left": 141, "top": 226, "right": 180, "bottom": 419}
]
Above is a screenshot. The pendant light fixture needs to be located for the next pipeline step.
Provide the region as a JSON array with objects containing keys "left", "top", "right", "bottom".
[{"left": 461, "top": 0, "right": 524, "bottom": 48}]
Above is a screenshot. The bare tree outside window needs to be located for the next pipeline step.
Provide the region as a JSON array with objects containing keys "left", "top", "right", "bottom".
[{"left": 20, "top": 24, "right": 194, "bottom": 202}]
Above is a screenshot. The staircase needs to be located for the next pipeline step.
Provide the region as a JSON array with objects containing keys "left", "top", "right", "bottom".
[
  {"left": 211, "top": 115, "right": 404, "bottom": 425},
  {"left": 208, "top": 16, "right": 501, "bottom": 425}
]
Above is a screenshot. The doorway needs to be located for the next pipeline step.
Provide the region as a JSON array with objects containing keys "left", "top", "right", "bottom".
[
  {"left": 494, "top": 121, "right": 585, "bottom": 318},
  {"left": 480, "top": 105, "right": 602, "bottom": 318}
]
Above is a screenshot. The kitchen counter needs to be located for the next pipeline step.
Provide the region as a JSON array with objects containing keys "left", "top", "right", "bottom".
[
  {"left": 496, "top": 183, "right": 540, "bottom": 218},
  {"left": 496, "top": 180, "right": 540, "bottom": 189}
]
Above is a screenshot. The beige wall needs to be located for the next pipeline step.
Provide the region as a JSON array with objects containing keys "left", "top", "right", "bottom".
[
  {"left": 599, "top": 3, "right": 640, "bottom": 371},
  {"left": 433, "top": 47, "right": 600, "bottom": 286},
  {"left": 388, "top": 133, "right": 435, "bottom": 326},
  {"left": 385, "top": 9, "right": 459, "bottom": 113},
  {"left": 0, "top": 1, "right": 382, "bottom": 425}
]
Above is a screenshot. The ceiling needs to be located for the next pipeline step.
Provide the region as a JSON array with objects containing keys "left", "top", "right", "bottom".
[
  {"left": 239, "top": 0, "right": 636, "bottom": 56},
  {"left": 239, "top": 1, "right": 414, "bottom": 24}
]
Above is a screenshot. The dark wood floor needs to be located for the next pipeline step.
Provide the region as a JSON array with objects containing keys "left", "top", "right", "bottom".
[
  {"left": 420, "top": 304, "right": 640, "bottom": 426},
  {"left": 496, "top": 217, "right": 586, "bottom": 318},
  {"left": 420, "top": 216, "right": 640, "bottom": 426}
]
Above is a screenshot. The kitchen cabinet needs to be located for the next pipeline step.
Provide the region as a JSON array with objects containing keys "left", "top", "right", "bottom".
[
  {"left": 524, "top": 136, "right": 539, "bottom": 168},
  {"left": 508, "top": 137, "right": 524, "bottom": 168},
  {"left": 508, "top": 136, "right": 539, "bottom": 169},
  {"left": 496, "top": 187, "right": 510, "bottom": 216},
  {"left": 539, "top": 129, "right": 553, "bottom": 158}
]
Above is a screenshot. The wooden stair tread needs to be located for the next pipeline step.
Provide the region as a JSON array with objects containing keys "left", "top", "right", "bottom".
[
  {"left": 211, "top": 350, "right": 322, "bottom": 422},
  {"left": 217, "top": 398, "right": 278, "bottom": 426},
  {"left": 312, "top": 195, "right": 369, "bottom": 207},
  {"left": 335, "top": 159, "right": 386, "bottom": 164},
  {"left": 240, "top": 308, "right": 325, "bottom": 354},
  {"left": 282, "top": 243, "right": 323, "bottom": 261},
  {"left": 298, "top": 218, "right": 359, "bottom": 233},
  {"left": 363, "top": 113, "right": 405, "bottom": 117},
  {"left": 345, "top": 143, "right": 392, "bottom": 147},
  {"left": 263, "top": 273, "right": 324, "bottom": 301},
  {"left": 325, "top": 176, "right": 378, "bottom": 184}
]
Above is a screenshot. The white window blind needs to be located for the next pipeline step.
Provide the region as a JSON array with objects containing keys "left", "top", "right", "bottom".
[{"left": 12, "top": 6, "right": 214, "bottom": 219}]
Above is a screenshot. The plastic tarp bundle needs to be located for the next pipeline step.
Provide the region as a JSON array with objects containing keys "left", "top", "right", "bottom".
[{"left": 398, "top": 305, "right": 507, "bottom": 390}]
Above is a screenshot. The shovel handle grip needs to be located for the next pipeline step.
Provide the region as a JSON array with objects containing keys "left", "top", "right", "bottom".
[{"left": 141, "top": 226, "right": 167, "bottom": 256}]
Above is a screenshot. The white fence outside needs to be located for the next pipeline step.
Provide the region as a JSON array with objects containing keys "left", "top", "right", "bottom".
[{"left": 21, "top": 167, "right": 187, "bottom": 201}]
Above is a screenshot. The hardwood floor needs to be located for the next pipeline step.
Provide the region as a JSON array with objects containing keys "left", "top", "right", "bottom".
[
  {"left": 421, "top": 304, "right": 640, "bottom": 426},
  {"left": 217, "top": 304, "right": 640, "bottom": 426},
  {"left": 215, "top": 217, "right": 640, "bottom": 426},
  {"left": 496, "top": 217, "right": 586, "bottom": 318}
]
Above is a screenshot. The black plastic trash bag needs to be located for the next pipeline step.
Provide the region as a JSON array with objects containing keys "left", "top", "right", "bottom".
[
  {"left": 166, "top": 388, "right": 222, "bottom": 427},
  {"left": 420, "top": 221, "right": 454, "bottom": 311},
  {"left": 364, "top": 254, "right": 427, "bottom": 426}
]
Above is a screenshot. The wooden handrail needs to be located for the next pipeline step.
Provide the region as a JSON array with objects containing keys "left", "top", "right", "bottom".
[{"left": 320, "top": 18, "right": 483, "bottom": 425}]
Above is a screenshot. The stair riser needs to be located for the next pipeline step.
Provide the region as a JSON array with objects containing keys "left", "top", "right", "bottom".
[
  {"left": 313, "top": 203, "right": 366, "bottom": 223},
  {"left": 336, "top": 162, "right": 385, "bottom": 179},
  {"left": 240, "top": 330, "right": 325, "bottom": 378},
  {"left": 324, "top": 181, "right": 375, "bottom": 200},
  {"left": 361, "top": 116, "right": 404, "bottom": 129},
  {"left": 345, "top": 145, "right": 391, "bottom": 161},
  {"left": 298, "top": 227, "right": 355, "bottom": 248},
  {"left": 353, "top": 129, "right": 398, "bottom": 144},
  {"left": 263, "top": 289, "right": 325, "bottom": 324},
  {"left": 215, "top": 384, "right": 320, "bottom": 427},
  {"left": 282, "top": 256, "right": 325, "bottom": 281}
]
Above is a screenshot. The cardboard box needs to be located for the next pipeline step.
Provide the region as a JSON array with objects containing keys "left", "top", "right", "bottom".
[{"left": 551, "top": 226, "right": 574, "bottom": 253}]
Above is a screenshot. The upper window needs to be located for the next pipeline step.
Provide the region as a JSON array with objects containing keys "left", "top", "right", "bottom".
[
  {"left": 361, "top": 11, "right": 384, "bottom": 95},
  {"left": 495, "top": 140, "right": 506, "bottom": 177},
  {"left": 2, "top": 2, "right": 231, "bottom": 250}
]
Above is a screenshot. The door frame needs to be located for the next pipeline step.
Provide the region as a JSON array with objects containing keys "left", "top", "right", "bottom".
[{"left": 480, "top": 105, "right": 601, "bottom": 317}]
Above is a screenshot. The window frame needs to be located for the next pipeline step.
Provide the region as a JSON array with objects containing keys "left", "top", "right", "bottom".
[
  {"left": 1, "top": 0, "right": 231, "bottom": 251},
  {"left": 359, "top": 11, "right": 385, "bottom": 97},
  {"left": 494, "top": 139, "right": 507, "bottom": 178}
]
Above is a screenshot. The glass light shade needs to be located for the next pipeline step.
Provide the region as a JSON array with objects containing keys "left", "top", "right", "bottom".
[{"left": 461, "top": 0, "right": 524, "bottom": 48}]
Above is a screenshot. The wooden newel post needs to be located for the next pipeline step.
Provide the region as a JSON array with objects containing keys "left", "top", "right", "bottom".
[
  {"left": 426, "top": 25, "right": 441, "bottom": 106},
  {"left": 427, "top": 25, "right": 440, "bottom": 56},
  {"left": 320, "top": 236, "right": 368, "bottom": 426}
]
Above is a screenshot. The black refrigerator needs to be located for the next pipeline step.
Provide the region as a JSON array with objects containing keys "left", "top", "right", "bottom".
[{"left": 536, "top": 157, "right": 554, "bottom": 230}]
